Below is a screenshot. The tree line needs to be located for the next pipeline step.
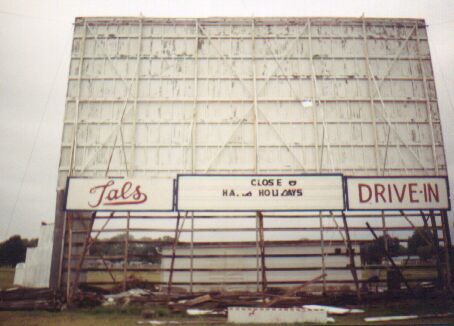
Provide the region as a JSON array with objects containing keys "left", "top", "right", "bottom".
[
  {"left": 89, "top": 234, "right": 174, "bottom": 264},
  {"left": 0, "top": 235, "right": 37, "bottom": 267},
  {"left": 361, "top": 227, "right": 441, "bottom": 264}
]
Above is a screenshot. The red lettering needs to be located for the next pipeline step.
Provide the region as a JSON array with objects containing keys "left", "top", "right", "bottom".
[
  {"left": 89, "top": 180, "right": 114, "bottom": 208},
  {"left": 133, "top": 186, "right": 144, "bottom": 200},
  {"left": 358, "top": 184, "right": 372, "bottom": 203},
  {"left": 88, "top": 180, "right": 148, "bottom": 207},
  {"left": 393, "top": 184, "right": 407, "bottom": 202},
  {"left": 409, "top": 183, "right": 419, "bottom": 203},
  {"left": 427, "top": 183, "right": 439, "bottom": 202},
  {"left": 107, "top": 189, "right": 119, "bottom": 201},
  {"left": 387, "top": 184, "right": 393, "bottom": 203},
  {"left": 374, "top": 184, "right": 386, "bottom": 203}
]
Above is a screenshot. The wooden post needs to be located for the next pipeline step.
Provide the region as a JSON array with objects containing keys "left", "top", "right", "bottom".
[
  {"left": 319, "top": 212, "right": 327, "bottom": 294},
  {"left": 123, "top": 212, "right": 130, "bottom": 291},
  {"left": 66, "top": 215, "right": 73, "bottom": 304},
  {"left": 381, "top": 211, "right": 389, "bottom": 269},
  {"left": 255, "top": 212, "right": 260, "bottom": 292},
  {"left": 440, "top": 211, "right": 452, "bottom": 291},
  {"left": 257, "top": 212, "right": 267, "bottom": 294},
  {"left": 441, "top": 211, "right": 453, "bottom": 251},
  {"left": 167, "top": 212, "right": 181, "bottom": 295},
  {"left": 49, "top": 190, "right": 67, "bottom": 290},
  {"left": 429, "top": 211, "right": 443, "bottom": 288},
  {"left": 190, "top": 212, "right": 194, "bottom": 294},
  {"left": 342, "top": 212, "right": 361, "bottom": 301}
]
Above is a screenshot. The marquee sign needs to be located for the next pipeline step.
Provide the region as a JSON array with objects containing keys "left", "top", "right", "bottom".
[
  {"left": 176, "top": 174, "right": 345, "bottom": 211},
  {"left": 345, "top": 176, "right": 450, "bottom": 210},
  {"left": 65, "top": 177, "right": 174, "bottom": 211}
]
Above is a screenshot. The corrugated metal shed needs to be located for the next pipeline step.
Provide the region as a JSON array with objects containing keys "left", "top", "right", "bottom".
[{"left": 58, "top": 17, "right": 447, "bottom": 188}]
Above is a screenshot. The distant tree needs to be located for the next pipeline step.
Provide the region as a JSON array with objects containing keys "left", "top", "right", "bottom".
[
  {"left": 408, "top": 228, "right": 434, "bottom": 261},
  {"left": 0, "top": 235, "right": 27, "bottom": 266},
  {"left": 361, "top": 235, "right": 405, "bottom": 265},
  {"left": 89, "top": 234, "right": 173, "bottom": 264}
]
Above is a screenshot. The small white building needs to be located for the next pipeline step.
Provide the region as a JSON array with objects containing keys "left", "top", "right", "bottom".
[
  {"left": 14, "top": 224, "right": 54, "bottom": 288},
  {"left": 161, "top": 242, "right": 360, "bottom": 293}
]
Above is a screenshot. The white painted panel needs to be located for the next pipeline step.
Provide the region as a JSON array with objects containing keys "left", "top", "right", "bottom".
[
  {"left": 346, "top": 176, "right": 450, "bottom": 210},
  {"left": 66, "top": 177, "right": 174, "bottom": 211},
  {"left": 177, "top": 175, "right": 344, "bottom": 211},
  {"left": 58, "top": 17, "right": 447, "bottom": 191}
]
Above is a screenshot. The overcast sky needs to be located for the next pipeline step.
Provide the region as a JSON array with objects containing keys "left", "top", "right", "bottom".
[{"left": 0, "top": 0, "right": 453, "bottom": 241}]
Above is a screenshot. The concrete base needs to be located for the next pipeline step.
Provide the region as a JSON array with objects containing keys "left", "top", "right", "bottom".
[{"left": 228, "top": 307, "right": 328, "bottom": 324}]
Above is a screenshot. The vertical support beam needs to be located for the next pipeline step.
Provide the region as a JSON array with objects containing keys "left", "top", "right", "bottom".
[
  {"left": 381, "top": 212, "right": 389, "bottom": 268},
  {"left": 69, "top": 20, "right": 87, "bottom": 175},
  {"left": 415, "top": 24, "right": 439, "bottom": 175},
  {"left": 66, "top": 215, "right": 73, "bottom": 303},
  {"left": 362, "top": 17, "right": 381, "bottom": 174},
  {"left": 191, "top": 19, "right": 199, "bottom": 173},
  {"left": 307, "top": 19, "right": 319, "bottom": 172},
  {"left": 257, "top": 212, "right": 267, "bottom": 295},
  {"left": 440, "top": 211, "right": 452, "bottom": 291},
  {"left": 168, "top": 212, "right": 181, "bottom": 295},
  {"left": 255, "top": 211, "right": 260, "bottom": 292},
  {"left": 49, "top": 190, "right": 66, "bottom": 289},
  {"left": 342, "top": 212, "right": 361, "bottom": 301},
  {"left": 319, "top": 213, "right": 326, "bottom": 294},
  {"left": 442, "top": 211, "right": 453, "bottom": 251},
  {"left": 129, "top": 18, "right": 143, "bottom": 176},
  {"left": 429, "top": 210, "right": 443, "bottom": 288},
  {"left": 252, "top": 18, "right": 259, "bottom": 172},
  {"left": 123, "top": 212, "right": 130, "bottom": 291},
  {"left": 190, "top": 212, "right": 195, "bottom": 294}
]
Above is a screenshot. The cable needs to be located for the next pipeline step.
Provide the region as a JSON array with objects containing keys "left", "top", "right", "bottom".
[{"left": 2, "top": 38, "right": 70, "bottom": 241}]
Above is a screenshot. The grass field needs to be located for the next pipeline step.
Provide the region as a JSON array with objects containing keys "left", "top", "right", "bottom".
[
  {"left": 2, "top": 267, "right": 451, "bottom": 325},
  {"left": 0, "top": 267, "right": 14, "bottom": 290},
  {"left": 1, "top": 297, "right": 454, "bottom": 325}
]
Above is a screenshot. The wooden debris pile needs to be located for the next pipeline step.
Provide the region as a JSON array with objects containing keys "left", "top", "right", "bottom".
[
  {"left": 0, "top": 288, "right": 61, "bottom": 311},
  {"left": 92, "top": 273, "right": 332, "bottom": 313}
]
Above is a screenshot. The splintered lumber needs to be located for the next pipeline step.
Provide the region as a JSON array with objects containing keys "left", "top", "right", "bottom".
[
  {"left": 0, "top": 288, "right": 55, "bottom": 301},
  {"left": 184, "top": 294, "right": 212, "bottom": 306},
  {"left": 265, "top": 273, "right": 327, "bottom": 307},
  {"left": 0, "top": 288, "right": 60, "bottom": 311}
]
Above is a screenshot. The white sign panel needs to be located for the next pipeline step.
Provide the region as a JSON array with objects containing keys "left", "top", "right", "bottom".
[
  {"left": 177, "top": 175, "right": 345, "bottom": 211},
  {"left": 346, "top": 177, "right": 450, "bottom": 210},
  {"left": 66, "top": 178, "right": 174, "bottom": 211}
]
